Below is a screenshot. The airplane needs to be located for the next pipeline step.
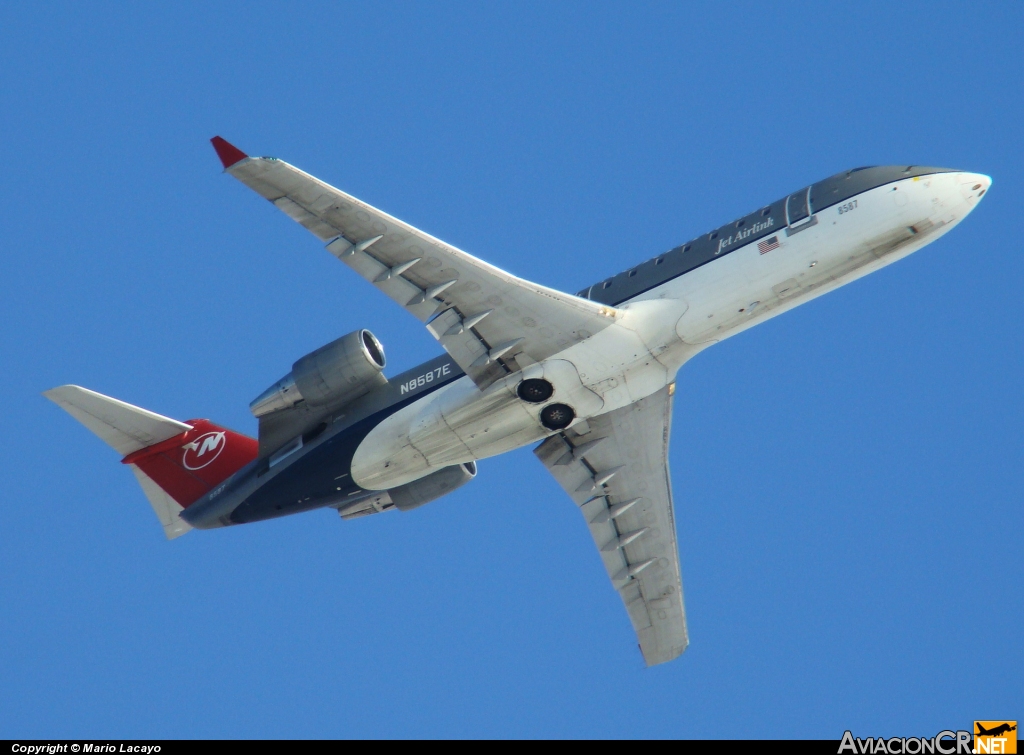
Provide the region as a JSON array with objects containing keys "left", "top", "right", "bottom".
[
  {"left": 45, "top": 137, "right": 991, "bottom": 666},
  {"left": 976, "top": 723, "right": 1016, "bottom": 738}
]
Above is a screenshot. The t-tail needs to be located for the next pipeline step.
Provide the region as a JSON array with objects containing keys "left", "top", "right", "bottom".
[{"left": 44, "top": 385, "right": 258, "bottom": 539}]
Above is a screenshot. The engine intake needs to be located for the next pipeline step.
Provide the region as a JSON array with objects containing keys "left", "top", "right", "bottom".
[{"left": 250, "top": 329, "right": 386, "bottom": 418}]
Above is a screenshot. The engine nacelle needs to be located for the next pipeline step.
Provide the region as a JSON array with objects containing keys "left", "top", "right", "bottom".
[
  {"left": 335, "top": 463, "right": 477, "bottom": 519},
  {"left": 250, "top": 329, "right": 387, "bottom": 417},
  {"left": 389, "top": 462, "right": 477, "bottom": 511}
]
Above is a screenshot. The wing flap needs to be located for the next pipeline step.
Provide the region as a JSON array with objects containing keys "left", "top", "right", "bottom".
[{"left": 425, "top": 308, "right": 507, "bottom": 387}]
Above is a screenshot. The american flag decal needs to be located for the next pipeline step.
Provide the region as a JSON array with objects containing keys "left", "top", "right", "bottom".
[{"left": 758, "top": 235, "right": 780, "bottom": 254}]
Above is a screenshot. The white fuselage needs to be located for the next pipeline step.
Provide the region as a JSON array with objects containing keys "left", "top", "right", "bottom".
[{"left": 351, "top": 171, "right": 990, "bottom": 490}]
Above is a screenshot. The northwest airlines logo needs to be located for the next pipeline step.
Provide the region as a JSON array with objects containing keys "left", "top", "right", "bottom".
[{"left": 182, "top": 431, "right": 226, "bottom": 470}]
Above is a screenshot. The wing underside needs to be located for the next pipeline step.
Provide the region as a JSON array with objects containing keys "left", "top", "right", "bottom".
[
  {"left": 534, "top": 385, "right": 688, "bottom": 666},
  {"left": 216, "top": 139, "right": 616, "bottom": 390}
]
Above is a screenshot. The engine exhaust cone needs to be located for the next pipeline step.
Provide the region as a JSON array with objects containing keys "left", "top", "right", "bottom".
[
  {"left": 517, "top": 378, "right": 554, "bottom": 404},
  {"left": 540, "top": 403, "right": 575, "bottom": 430}
]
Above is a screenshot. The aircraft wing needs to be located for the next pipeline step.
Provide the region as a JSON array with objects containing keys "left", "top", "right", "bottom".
[
  {"left": 213, "top": 137, "right": 616, "bottom": 390},
  {"left": 533, "top": 384, "right": 688, "bottom": 666}
]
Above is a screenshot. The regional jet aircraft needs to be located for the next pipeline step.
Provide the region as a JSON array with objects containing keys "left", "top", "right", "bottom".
[{"left": 46, "top": 138, "right": 990, "bottom": 665}]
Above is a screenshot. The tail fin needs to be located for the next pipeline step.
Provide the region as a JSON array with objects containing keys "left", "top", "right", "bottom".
[{"left": 45, "top": 385, "right": 257, "bottom": 539}]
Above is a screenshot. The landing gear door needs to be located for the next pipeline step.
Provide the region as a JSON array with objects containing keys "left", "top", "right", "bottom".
[{"left": 785, "top": 186, "right": 817, "bottom": 236}]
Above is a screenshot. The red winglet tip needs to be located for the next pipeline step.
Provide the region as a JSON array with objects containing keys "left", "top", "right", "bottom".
[{"left": 210, "top": 136, "right": 248, "bottom": 168}]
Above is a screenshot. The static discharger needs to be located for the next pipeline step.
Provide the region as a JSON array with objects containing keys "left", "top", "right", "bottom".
[
  {"left": 576, "top": 465, "right": 625, "bottom": 493},
  {"left": 555, "top": 435, "right": 608, "bottom": 466},
  {"left": 444, "top": 309, "right": 493, "bottom": 336},
  {"left": 471, "top": 337, "right": 524, "bottom": 367},
  {"left": 602, "top": 527, "right": 650, "bottom": 552},
  {"left": 614, "top": 558, "right": 659, "bottom": 583},
  {"left": 374, "top": 257, "right": 421, "bottom": 283},
  {"left": 591, "top": 498, "right": 642, "bottom": 524},
  {"left": 332, "top": 234, "right": 383, "bottom": 258},
  {"left": 407, "top": 279, "right": 457, "bottom": 306}
]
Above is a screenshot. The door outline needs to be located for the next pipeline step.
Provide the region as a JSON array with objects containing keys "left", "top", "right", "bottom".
[{"left": 785, "top": 186, "right": 818, "bottom": 236}]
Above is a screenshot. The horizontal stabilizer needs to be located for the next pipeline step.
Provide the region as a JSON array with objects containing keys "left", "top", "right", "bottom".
[{"left": 44, "top": 385, "right": 192, "bottom": 456}]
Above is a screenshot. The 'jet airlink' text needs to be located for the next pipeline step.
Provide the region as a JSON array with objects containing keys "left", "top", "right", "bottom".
[{"left": 717, "top": 216, "right": 775, "bottom": 254}]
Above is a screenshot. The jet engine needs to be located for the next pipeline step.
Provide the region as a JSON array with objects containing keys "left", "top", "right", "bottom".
[
  {"left": 250, "top": 329, "right": 387, "bottom": 417},
  {"left": 390, "top": 462, "right": 477, "bottom": 511},
  {"left": 336, "top": 462, "right": 477, "bottom": 519},
  {"left": 250, "top": 329, "right": 388, "bottom": 457}
]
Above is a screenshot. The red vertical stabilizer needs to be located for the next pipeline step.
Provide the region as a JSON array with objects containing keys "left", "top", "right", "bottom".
[{"left": 122, "top": 419, "right": 258, "bottom": 507}]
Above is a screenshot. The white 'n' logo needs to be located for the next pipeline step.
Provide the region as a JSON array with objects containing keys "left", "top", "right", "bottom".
[{"left": 182, "top": 431, "right": 226, "bottom": 470}]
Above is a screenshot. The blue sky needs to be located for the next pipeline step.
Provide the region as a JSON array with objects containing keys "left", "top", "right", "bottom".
[{"left": 1, "top": 1, "right": 1021, "bottom": 739}]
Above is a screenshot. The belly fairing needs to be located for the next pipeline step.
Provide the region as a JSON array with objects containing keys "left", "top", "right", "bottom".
[
  {"left": 351, "top": 375, "right": 538, "bottom": 489},
  {"left": 350, "top": 356, "right": 614, "bottom": 490}
]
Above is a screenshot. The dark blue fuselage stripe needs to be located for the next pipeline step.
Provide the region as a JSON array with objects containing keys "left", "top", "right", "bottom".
[
  {"left": 581, "top": 166, "right": 955, "bottom": 307},
  {"left": 224, "top": 370, "right": 464, "bottom": 523}
]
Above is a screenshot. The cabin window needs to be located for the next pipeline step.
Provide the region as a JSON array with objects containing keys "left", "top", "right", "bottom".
[
  {"left": 655, "top": 257, "right": 664, "bottom": 265},
  {"left": 710, "top": 232, "right": 718, "bottom": 240},
  {"left": 683, "top": 244, "right": 691, "bottom": 253},
  {"left": 761, "top": 207, "right": 771, "bottom": 216},
  {"left": 602, "top": 280, "right": 612, "bottom": 289},
  {"left": 628, "top": 269, "right": 637, "bottom": 277}
]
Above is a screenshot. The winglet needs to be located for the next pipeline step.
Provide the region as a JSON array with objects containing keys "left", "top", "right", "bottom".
[{"left": 210, "top": 136, "right": 248, "bottom": 168}]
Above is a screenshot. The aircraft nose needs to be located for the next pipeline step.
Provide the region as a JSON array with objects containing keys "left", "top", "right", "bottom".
[{"left": 960, "top": 172, "right": 992, "bottom": 203}]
